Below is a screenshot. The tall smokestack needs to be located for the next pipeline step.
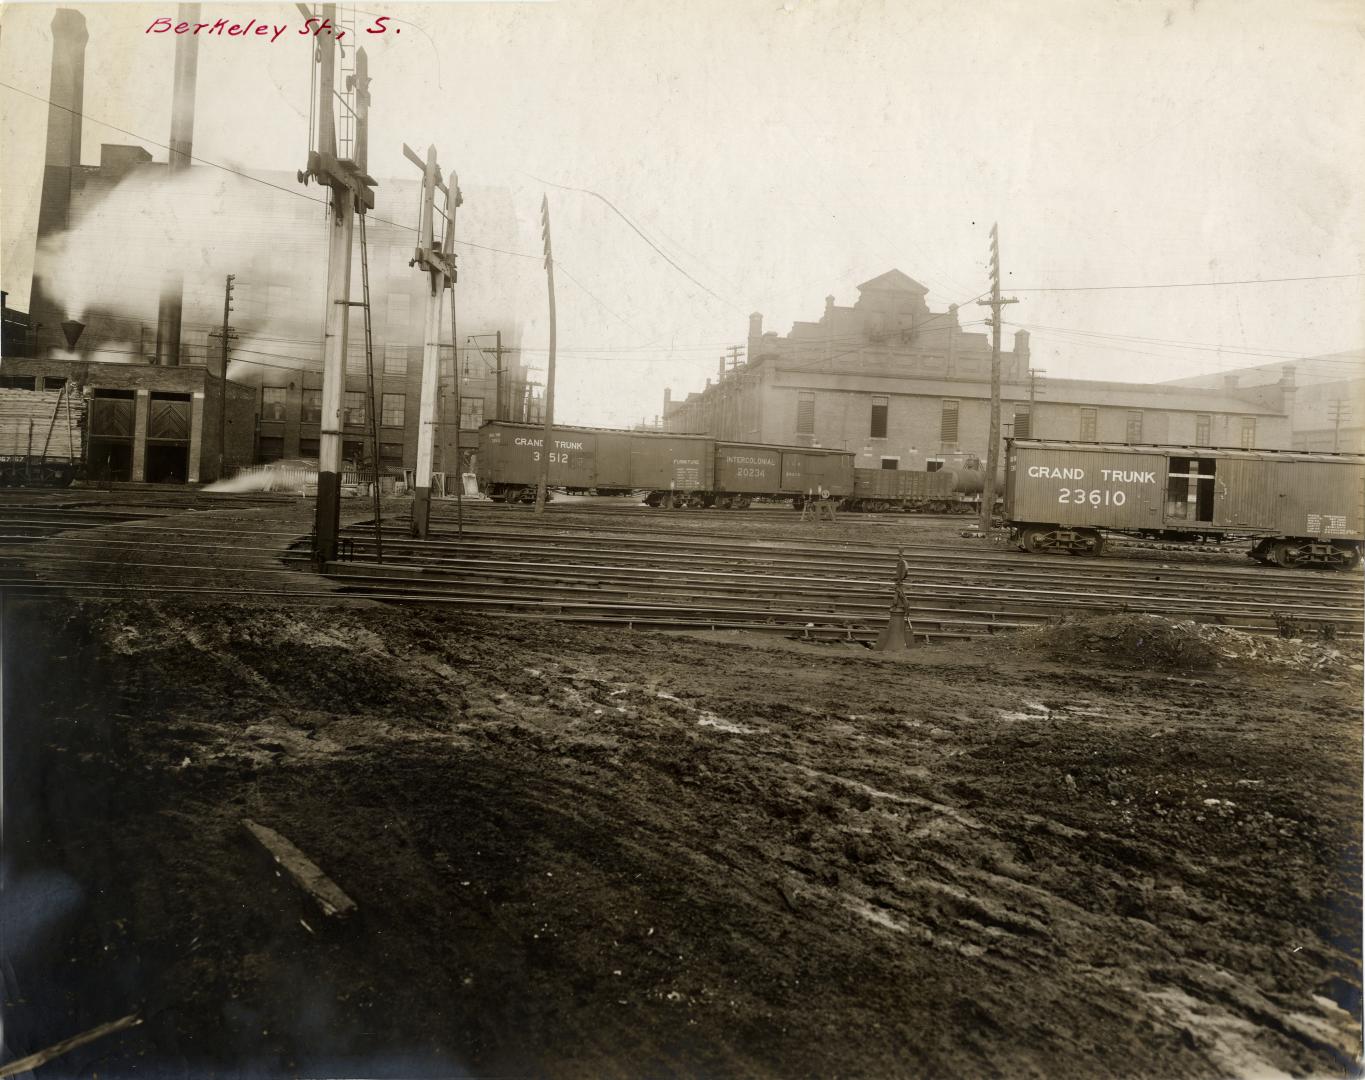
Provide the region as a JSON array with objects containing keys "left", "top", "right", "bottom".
[
  {"left": 30, "top": 8, "right": 87, "bottom": 336},
  {"left": 154, "top": 2, "right": 201, "bottom": 366}
]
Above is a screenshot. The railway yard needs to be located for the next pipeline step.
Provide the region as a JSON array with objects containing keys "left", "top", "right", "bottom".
[{"left": 3, "top": 487, "right": 1363, "bottom": 1077}]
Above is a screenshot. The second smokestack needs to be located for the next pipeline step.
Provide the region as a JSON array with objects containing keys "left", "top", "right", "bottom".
[{"left": 154, "top": 1, "right": 201, "bottom": 366}]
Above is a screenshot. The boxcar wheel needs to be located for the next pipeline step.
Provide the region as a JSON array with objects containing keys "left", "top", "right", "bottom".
[
  {"left": 1271, "top": 540, "right": 1301, "bottom": 568},
  {"left": 1332, "top": 544, "right": 1361, "bottom": 571},
  {"left": 1020, "top": 526, "right": 1052, "bottom": 553}
]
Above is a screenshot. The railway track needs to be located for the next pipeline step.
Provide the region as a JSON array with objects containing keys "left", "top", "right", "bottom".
[{"left": 1, "top": 499, "right": 1359, "bottom": 644}]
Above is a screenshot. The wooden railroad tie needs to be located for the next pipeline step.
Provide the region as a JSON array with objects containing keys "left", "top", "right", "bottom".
[{"left": 240, "top": 818, "right": 358, "bottom": 921}]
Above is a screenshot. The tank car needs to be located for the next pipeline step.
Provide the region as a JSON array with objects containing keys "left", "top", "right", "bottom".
[{"left": 1004, "top": 438, "right": 1364, "bottom": 569}]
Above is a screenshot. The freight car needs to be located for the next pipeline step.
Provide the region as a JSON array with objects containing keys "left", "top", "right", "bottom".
[
  {"left": 0, "top": 383, "right": 86, "bottom": 487},
  {"left": 846, "top": 466, "right": 984, "bottom": 513},
  {"left": 1005, "top": 439, "right": 1365, "bottom": 569},
  {"left": 476, "top": 421, "right": 855, "bottom": 508}
]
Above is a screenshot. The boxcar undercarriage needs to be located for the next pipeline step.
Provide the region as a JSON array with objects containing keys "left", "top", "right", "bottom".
[{"left": 1012, "top": 522, "right": 1361, "bottom": 569}]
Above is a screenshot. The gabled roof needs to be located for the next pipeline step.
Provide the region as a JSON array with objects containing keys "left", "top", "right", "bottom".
[{"left": 856, "top": 269, "right": 929, "bottom": 294}]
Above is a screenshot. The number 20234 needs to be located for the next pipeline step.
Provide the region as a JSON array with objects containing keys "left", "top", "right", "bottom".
[{"left": 1058, "top": 488, "right": 1126, "bottom": 506}]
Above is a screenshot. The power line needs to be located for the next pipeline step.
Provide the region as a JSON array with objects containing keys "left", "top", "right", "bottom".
[
  {"left": 1010, "top": 272, "right": 1365, "bottom": 292},
  {"left": 527, "top": 173, "right": 746, "bottom": 315},
  {"left": 0, "top": 80, "right": 542, "bottom": 262}
]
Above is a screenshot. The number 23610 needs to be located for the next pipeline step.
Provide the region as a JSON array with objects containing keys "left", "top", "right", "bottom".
[{"left": 1058, "top": 488, "right": 1126, "bottom": 506}]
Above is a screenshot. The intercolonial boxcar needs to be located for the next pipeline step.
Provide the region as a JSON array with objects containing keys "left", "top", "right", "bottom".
[{"left": 1005, "top": 439, "right": 1365, "bottom": 568}]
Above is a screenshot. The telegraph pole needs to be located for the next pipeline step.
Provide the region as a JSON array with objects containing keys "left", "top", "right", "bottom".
[
  {"left": 976, "top": 223, "right": 1018, "bottom": 533},
  {"left": 1328, "top": 399, "right": 1350, "bottom": 451},
  {"left": 404, "top": 143, "right": 460, "bottom": 539},
  {"left": 1026, "top": 366, "right": 1045, "bottom": 439},
  {"left": 298, "top": 4, "right": 376, "bottom": 568},
  {"left": 534, "top": 195, "right": 557, "bottom": 515},
  {"left": 217, "top": 273, "right": 235, "bottom": 478},
  {"left": 494, "top": 330, "right": 504, "bottom": 420}
]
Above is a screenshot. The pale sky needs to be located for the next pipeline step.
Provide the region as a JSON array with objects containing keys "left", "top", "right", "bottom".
[{"left": 3, "top": 0, "right": 1363, "bottom": 426}]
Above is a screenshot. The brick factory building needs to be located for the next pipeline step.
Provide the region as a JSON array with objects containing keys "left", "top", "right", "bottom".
[
  {"left": 1164, "top": 353, "right": 1364, "bottom": 454},
  {"left": 7, "top": 7, "right": 536, "bottom": 485},
  {"left": 0, "top": 357, "right": 256, "bottom": 483},
  {"left": 661, "top": 270, "right": 1294, "bottom": 470}
]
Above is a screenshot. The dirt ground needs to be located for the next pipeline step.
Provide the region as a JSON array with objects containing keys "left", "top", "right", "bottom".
[{"left": 5, "top": 595, "right": 1361, "bottom": 1079}]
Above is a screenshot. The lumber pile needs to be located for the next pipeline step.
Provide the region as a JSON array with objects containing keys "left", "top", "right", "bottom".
[{"left": 0, "top": 388, "right": 86, "bottom": 460}]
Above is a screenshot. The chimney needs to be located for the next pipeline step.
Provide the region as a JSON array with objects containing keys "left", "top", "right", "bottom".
[
  {"left": 1223, "top": 374, "right": 1239, "bottom": 391},
  {"left": 36, "top": 8, "right": 87, "bottom": 242},
  {"left": 31, "top": 8, "right": 88, "bottom": 334},
  {"left": 1278, "top": 363, "right": 1298, "bottom": 417}
]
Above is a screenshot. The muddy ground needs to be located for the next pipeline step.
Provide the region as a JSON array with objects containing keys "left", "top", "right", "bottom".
[{"left": 4, "top": 595, "right": 1361, "bottom": 1079}]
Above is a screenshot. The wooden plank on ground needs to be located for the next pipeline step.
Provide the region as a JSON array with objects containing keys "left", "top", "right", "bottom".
[
  {"left": 0, "top": 1012, "right": 142, "bottom": 1078},
  {"left": 240, "top": 818, "right": 358, "bottom": 920}
]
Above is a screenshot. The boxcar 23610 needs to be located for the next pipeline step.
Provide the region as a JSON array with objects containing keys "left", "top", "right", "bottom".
[{"left": 1004, "top": 439, "right": 1364, "bottom": 569}]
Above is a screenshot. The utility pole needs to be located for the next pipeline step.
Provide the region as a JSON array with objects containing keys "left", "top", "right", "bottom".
[
  {"left": 216, "top": 273, "right": 235, "bottom": 479},
  {"left": 494, "top": 330, "right": 504, "bottom": 420},
  {"left": 534, "top": 195, "right": 557, "bottom": 515},
  {"left": 298, "top": 3, "right": 376, "bottom": 568},
  {"left": 1328, "top": 399, "right": 1351, "bottom": 451},
  {"left": 404, "top": 142, "right": 460, "bottom": 539},
  {"left": 465, "top": 332, "right": 507, "bottom": 420},
  {"left": 976, "top": 223, "right": 1018, "bottom": 533},
  {"left": 1026, "top": 367, "right": 1045, "bottom": 439}
]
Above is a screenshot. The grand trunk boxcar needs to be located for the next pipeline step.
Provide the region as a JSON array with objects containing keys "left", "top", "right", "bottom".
[{"left": 1005, "top": 439, "right": 1365, "bottom": 568}]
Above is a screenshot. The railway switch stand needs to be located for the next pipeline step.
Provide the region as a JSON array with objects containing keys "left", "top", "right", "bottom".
[{"left": 876, "top": 549, "right": 916, "bottom": 651}]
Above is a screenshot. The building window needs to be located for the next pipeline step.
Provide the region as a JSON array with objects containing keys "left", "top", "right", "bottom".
[
  {"left": 301, "top": 389, "right": 322, "bottom": 424},
  {"left": 1195, "top": 414, "right": 1211, "bottom": 445},
  {"left": 380, "top": 441, "right": 405, "bottom": 467},
  {"left": 880, "top": 457, "right": 899, "bottom": 470},
  {"left": 261, "top": 386, "right": 287, "bottom": 422},
  {"left": 299, "top": 437, "right": 319, "bottom": 459},
  {"left": 870, "top": 395, "right": 888, "bottom": 439},
  {"left": 1125, "top": 411, "right": 1143, "bottom": 443},
  {"left": 43, "top": 376, "right": 67, "bottom": 390},
  {"left": 258, "top": 435, "right": 284, "bottom": 461},
  {"left": 384, "top": 344, "right": 408, "bottom": 375},
  {"left": 386, "top": 293, "right": 410, "bottom": 331},
  {"left": 381, "top": 392, "right": 405, "bottom": 427},
  {"left": 346, "top": 344, "right": 368, "bottom": 374},
  {"left": 926, "top": 458, "right": 944, "bottom": 472},
  {"left": 460, "top": 396, "right": 485, "bottom": 430},
  {"left": 1013, "top": 405, "right": 1031, "bottom": 439},
  {"left": 1241, "top": 416, "right": 1256, "bottom": 449},
  {"left": 1079, "top": 407, "right": 1097, "bottom": 441},
  {"left": 939, "top": 400, "right": 959, "bottom": 443},
  {"left": 343, "top": 391, "right": 366, "bottom": 427},
  {"left": 796, "top": 391, "right": 815, "bottom": 435}
]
